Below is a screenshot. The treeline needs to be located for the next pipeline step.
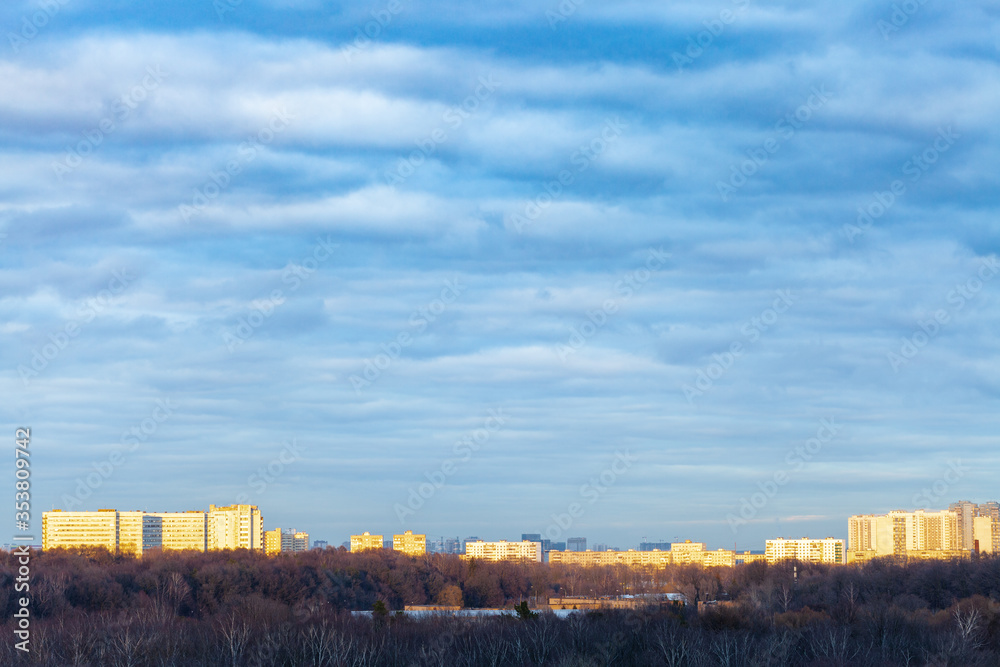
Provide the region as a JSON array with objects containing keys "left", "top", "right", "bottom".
[{"left": 1, "top": 548, "right": 999, "bottom": 665}]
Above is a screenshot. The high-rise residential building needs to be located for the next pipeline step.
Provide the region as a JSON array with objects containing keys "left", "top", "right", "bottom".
[
  {"left": 393, "top": 530, "right": 426, "bottom": 556},
  {"left": 312, "top": 540, "right": 328, "bottom": 550},
  {"left": 265, "top": 528, "right": 309, "bottom": 554},
  {"left": 43, "top": 509, "right": 119, "bottom": 551},
  {"left": 463, "top": 540, "right": 542, "bottom": 562},
  {"left": 44, "top": 507, "right": 228, "bottom": 554},
  {"left": 978, "top": 502, "right": 1000, "bottom": 522},
  {"left": 208, "top": 504, "right": 263, "bottom": 551},
  {"left": 639, "top": 541, "right": 672, "bottom": 551},
  {"left": 118, "top": 511, "right": 161, "bottom": 555},
  {"left": 974, "top": 516, "right": 994, "bottom": 554},
  {"left": 152, "top": 511, "right": 208, "bottom": 551},
  {"left": 848, "top": 510, "right": 963, "bottom": 561},
  {"left": 567, "top": 537, "right": 587, "bottom": 552},
  {"left": 978, "top": 502, "right": 1000, "bottom": 553},
  {"left": 350, "top": 532, "right": 384, "bottom": 552},
  {"left": 949, "top": 501, "right": 977, "bottom": 550},
  {"left": 765, "top": 538, "right": 844, "bottom": 564},
  {"left": 949, "top": 501, "right": 1000, "bottom": 553}
]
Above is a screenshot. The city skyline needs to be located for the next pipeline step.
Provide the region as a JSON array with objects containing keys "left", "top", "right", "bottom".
[
  {"left": 39, "top": 496, "right": 1000, "bottom": 557},
  {"left": 4, "top": 0, "right": 1000, "bottom": 550}
]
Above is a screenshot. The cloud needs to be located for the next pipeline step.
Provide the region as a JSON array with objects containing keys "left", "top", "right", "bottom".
[{"left": 3, "top": 3, "right": 1000, "bottom": 550}]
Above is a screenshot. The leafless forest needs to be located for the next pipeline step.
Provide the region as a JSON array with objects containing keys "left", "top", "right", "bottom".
[{"left": 3, "top": 548, "right": 1000, "bottom": 665}]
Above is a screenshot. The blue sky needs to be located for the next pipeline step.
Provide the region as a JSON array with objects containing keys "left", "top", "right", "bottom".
[{"left": 2, "top": 0, "right": 999, "bottom": 551}]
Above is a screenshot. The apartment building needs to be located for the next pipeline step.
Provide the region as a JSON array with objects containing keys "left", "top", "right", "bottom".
[
  {"left": 152, "top": 511, "right": 208, "bottom": 551},
  {"left": 951, "top": 501, "right": 1000, "bottom": 553},
  {"left": 548, "top": 544, "right": 737, "bottom": 568},
  {"left": 974, "top": 516, "right": 994, "bottom": 554},
  {"left": 463, "top": 540, "right": 542, "bottom": 562},
  {"left": 393, "top": 530, "right": 426, "bottom": 556},
  {"left": 350, "top": 532, "right": 384, "bottom": 552},
  {"left": 736, "top": 552, "right": 767, "bottom": 565},
  {"left": 848, "top": 510, "right": 962, "bottom": 561},
  {"left": 265, "top": 528, "right": 310, "bottom": 555},
  {"left": 42, "top": 509, "right": 119, "bottom": 551},
  {"left": 549, "top": 549, "right": 673, "bottom": 568},
  {"left": 765, "top": 538, "right": 844, "bottom": 565},
  {"left": 208, "top": 504, "right": 263, "bottom": 551},
  {"left": 43, "top": 507, "right": 232, "bottom": 553}
]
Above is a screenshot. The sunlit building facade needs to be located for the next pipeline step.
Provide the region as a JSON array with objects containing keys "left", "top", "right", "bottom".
[
  {"left": 152, "top": 511, "right": 208, "bottom": 551},
  {"left": 463, "top": 540, "right": 542, "bottom": 562},
  {"left": 548, "top": 543, "right": 736, "bottom": 568},
  {"left": 207, "top": 504, "right": 263, "bottom": 551},
  {"left": 765, "top": 538, "right": 844, "bottom": 564},
  {"left": 351, "top": 532, "right": 384, "bottom": 552},
  {"left": 42, "top": 509, "right": 119, "bottom": 552},
  {"left": 393, "top": 530, "right": 427, "bottom": 556},
  {"left": 43, "top": 508, "right": 214, "bottom": 554},
  {"left": 848, "top": 510, "right": 962, "bottom": 561},
  {"left": 266, "top": 528, "right": 310, "bottom": 554}
]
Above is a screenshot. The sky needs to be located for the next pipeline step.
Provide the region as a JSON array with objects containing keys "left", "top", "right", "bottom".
[{"left": 2, "top": 0, "right": 999, "bottom": 552}]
